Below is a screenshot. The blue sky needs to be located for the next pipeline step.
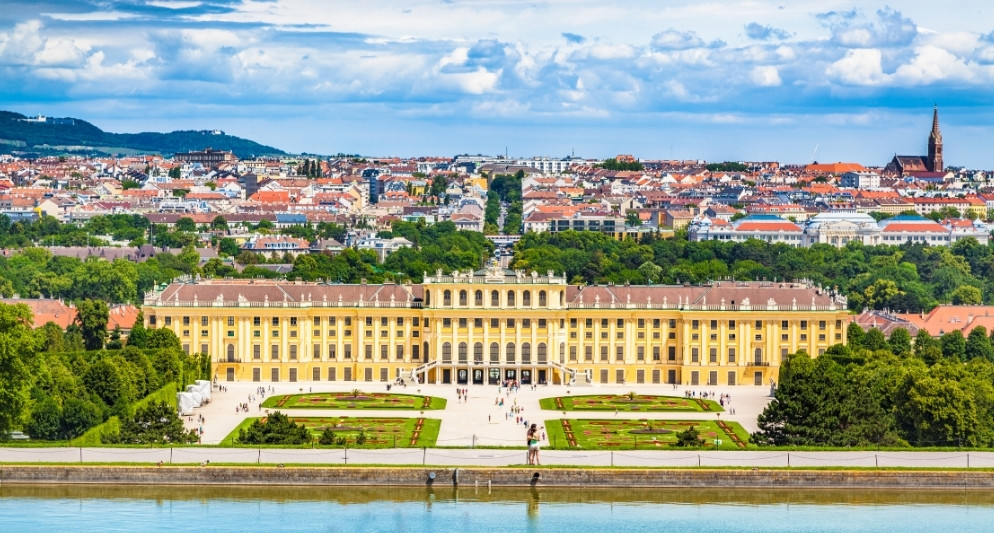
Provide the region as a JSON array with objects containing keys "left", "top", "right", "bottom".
[{"left": 1, "top": 1, "right": 993, "bottom": 168}]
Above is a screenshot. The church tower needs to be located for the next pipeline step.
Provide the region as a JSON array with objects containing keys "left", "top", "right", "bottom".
[{"left": 927, "top": 105, "right": 943, "bottom": 172}]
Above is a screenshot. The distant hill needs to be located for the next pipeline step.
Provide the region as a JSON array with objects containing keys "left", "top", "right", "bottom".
[{"left": 0, "top": 111, "right": 286, "bottom": 159}]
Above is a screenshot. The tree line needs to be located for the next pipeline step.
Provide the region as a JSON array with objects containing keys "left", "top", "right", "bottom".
[
  {"left": 755, "top": 323, "right": 994, "bottom": 447},
  {"left": 5, "top": 213, "right": 994, "bottom": 312},
  {"left": 511, "top": 231, "right": 994, "bottom": 311},
  {"left": 0, "top": 302, "right": 207, "bottom": 442}
]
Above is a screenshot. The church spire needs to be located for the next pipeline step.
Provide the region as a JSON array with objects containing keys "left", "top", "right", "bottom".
[{"left": 928, "top": 105, "right": 943, "bottom": 173}]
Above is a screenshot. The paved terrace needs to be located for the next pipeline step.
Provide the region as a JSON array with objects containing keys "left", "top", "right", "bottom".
[{"left": 190, "top": 380, "right": 773, "bottom": 447}]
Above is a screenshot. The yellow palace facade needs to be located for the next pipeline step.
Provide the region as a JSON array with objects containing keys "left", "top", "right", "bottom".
[{"left": 143, "top": 263, "right": 850, "bottom": 387}]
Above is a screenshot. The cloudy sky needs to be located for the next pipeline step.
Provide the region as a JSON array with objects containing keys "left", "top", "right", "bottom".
[{"left": 2, "top": 1, "right": 993, "bottom": 167}]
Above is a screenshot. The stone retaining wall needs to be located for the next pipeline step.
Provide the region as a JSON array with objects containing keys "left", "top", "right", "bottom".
[{"left": 2, "top": 466, "right": 993, "bottom": 489}]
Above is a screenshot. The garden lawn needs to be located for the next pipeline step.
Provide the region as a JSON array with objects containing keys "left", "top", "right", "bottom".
[
  {"left": 221, "top": 416, "right": 440, "bottom": 448},
  {"left": 545, "top": 418, "right": 749, "bottom": 450},
  {"left": 539, "top": 394, "right": 721, "bottom": 412},
  {"left": 261, "top": 392, "right": 446, "bottom": 410}
]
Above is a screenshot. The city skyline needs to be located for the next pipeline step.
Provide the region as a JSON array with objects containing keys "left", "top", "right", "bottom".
[{"left": 1, "top": 1, "right": 993, "bottom": 167}]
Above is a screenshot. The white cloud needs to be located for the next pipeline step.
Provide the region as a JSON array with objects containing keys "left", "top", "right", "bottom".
[
  {"left": 0, "top": 20, "right": 45, "bottom": 62},
  {"left": 651, "top": 29, "right": 707, "bottom": 50},
  {"left": 146, "top": 1, "right": 203, "bottom": 9},
  {"left": 893, "top": 45, "right": 975, "bottom": 84},
  {"left": 826, "top": 48, "right": 888, "bottom": 86},
  {"left": 775, "top": 45, "right": 795, "bottom": 60},
  {"left": 440, "top": 67, "right": 500, "bottom": 95},
  {"left": 751, "top": 65, "right": 782, "bottom": 87},
  {"left": 34, "top": 37, "right": 89, "bottom": 66},
  {"left": 42, "top": 11, "right": 137, "bottom": 22},
  {"left": 574, "top": 43, "right": 635, "bottom": 61},
  {"left": 834, "top": 28, "right": 874, "bottom": 48}
]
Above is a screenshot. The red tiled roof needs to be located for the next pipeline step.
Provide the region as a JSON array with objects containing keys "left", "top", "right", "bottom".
[{"left": 882, "top": 223, "right": 946, "bottom": 233}]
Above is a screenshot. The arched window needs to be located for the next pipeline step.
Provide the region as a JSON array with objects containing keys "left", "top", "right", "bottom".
[
  {"left": 521, "top": 342, "right": 531, "bottom": 363},
  {"left": 491, "top": 290, "right": 500, "bottom": 307},
  {"left": 458, "top": 342, "right": 468, "bottom": 363},
  {"left": 474, "top": 290, "right": 483, "bottom": 306},
  {"left": 506, "top": 342, "right": 516, "bottom": 363},
  {"left": 754, "top": 348, "right": 763, "bottom": 364},
  {"left": 442, "top": 342, "right": 452, "bottom": 362},
  {"left": 474, "top": 342, "right": 483, "bottom": 363},
  {"left": 507, "top": 291, "right": 516, "bottom": 307},
  {"left": 560, "top": 292, "right": 565, "bottom": 306},
  {"left": 425, "top": 290, "right": 431, "bottom": 307},
  {"left": 538, "top": 343, "right": 547, "bottom": 363},
  {"left": 227, "top": 344, "right": 235, "bottom": 362},
  {"left": 490, "top": 342, "right": 500, "bottom": 363},
  {"left": 443, "top": 290, "right": 452, "bottom": 306},
  {"left": 459, "top": 290, "right": 467, "bottom": 306},
  {"left": 523, "top": 291, "right": 531, "bottom": 307},
  {"left": 538, "top": 291, "right": 547, "bottom": 307}
]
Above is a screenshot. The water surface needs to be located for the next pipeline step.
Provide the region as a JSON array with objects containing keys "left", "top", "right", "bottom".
[{"left": 1, "top": 485, "right": 992, "bottom": 532}]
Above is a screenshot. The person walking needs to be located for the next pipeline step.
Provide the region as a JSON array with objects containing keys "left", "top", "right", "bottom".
[{"left": 526, "top": 423, "right": 541, "bottom": 465}]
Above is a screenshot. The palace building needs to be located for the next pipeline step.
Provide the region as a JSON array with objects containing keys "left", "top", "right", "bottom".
[{"left": 143, "top": 263, "right": 850, "bottom": 387}]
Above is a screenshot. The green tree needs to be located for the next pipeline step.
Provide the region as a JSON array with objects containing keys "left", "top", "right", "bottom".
[
  {"left": 674, "top": 425, "right": 704, "bottom": 447},
  {"left": 847, "top": 322, "right": 865, "bottom": 350},
  {"left": 146, "top": 328, "right": 181, "bottom": 351},
  {"left": 75, "top": 299, "right": 109, "bottom": 350},
  {"left": 965, "top": 326, "right": 994, "bottom": 362},
  {"left": 114, "top": 401, "right": 198, "bottom": 444},
  {"left": 940, "top": 330, "right": 966, "bottom": 361},
  {"left": 888, "top": 328, "right": 912, "bottom": 357},
  {"left": 128, "top": 311, "right": 148, "bottom": 348},
  {"left": 0, "top": 303, "right": 40, "bottom": 438},
  {"left": 38, "top": 321, "right": 67, "bottom": 352},
  {"left": 210, "top": 216, "right": 229, "bottom": 231},
  {"left": 60, "top": 397, "right": 103, "bottom": 439},
  {"left": 106, "top": 325, "right": 124, "bottom": 350},
  {"left": 863, "top": 328, "right": 888, "bottom": 351},
  {"left": 24, "top": 397, "right": 61, "bottom": 440},
  {"left": 950, "top": 285, "right": 982, "bottom": 305},
  {"left": 83, "top": 358, "right": 132, "bottom": 411},
  {"left": 178, "top": 245, "right": 201, "bottom": 272},
  {"left": 895, "top": 369, "right": 979, "bottom": 446},
  {"left": 237, "top": 411, "right": 310, "bottom": 445},
  {"left": 175, "top": 217, "right": 197, "bottom": 233},
  {"left": 218, "top": 237, "right": 240, "bottom": 257},
  {"left": 913, "top": 329, "right": 942, "bottom": 365}
]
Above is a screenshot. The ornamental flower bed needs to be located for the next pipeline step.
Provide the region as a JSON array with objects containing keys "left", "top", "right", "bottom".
[
  {"left": 540, "top": 394, "right": 721, "bottom": 412},
  {"left": 262, "top": 392, "right": 446, "bottom": 410},
  {"left": 546, "top": 419, "right": 748, "bottom": 450},
  {"left": 224, "top": 416, "right": 440, "bottom": 448}
]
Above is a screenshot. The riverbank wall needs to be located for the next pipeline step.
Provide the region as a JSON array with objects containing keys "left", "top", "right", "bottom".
[{"left": 2, "top": 466, "right": 994, "bottom": 489}]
